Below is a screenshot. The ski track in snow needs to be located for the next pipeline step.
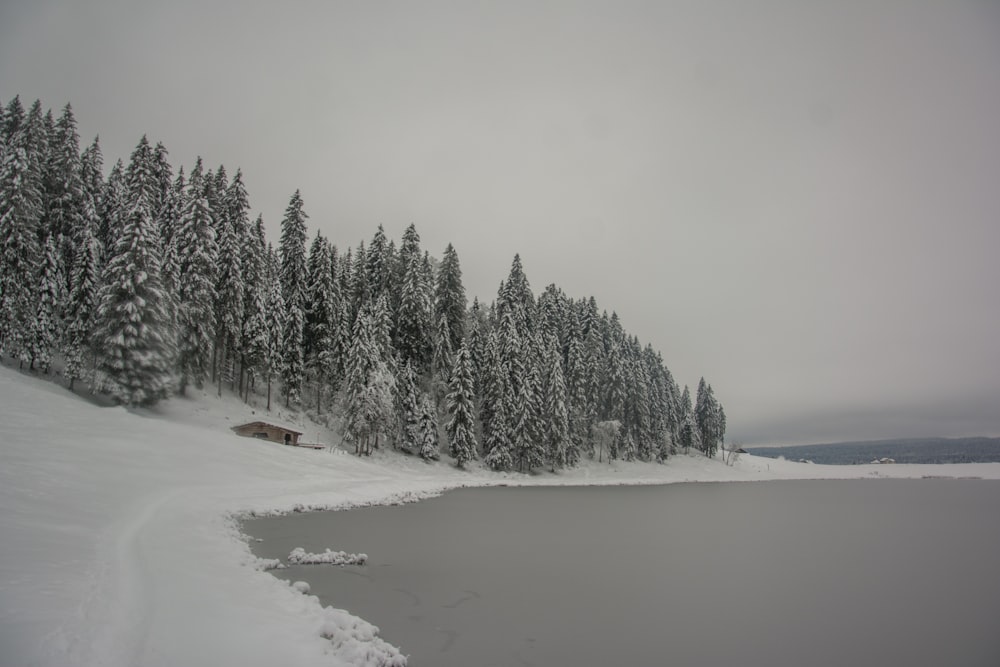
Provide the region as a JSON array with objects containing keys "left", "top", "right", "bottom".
[{"left": 2, "top": 365, "right": 999, "bottom": 667}]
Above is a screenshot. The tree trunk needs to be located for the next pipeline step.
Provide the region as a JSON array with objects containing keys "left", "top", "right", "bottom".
[
  {"left": 217, "top": 339, "right": 226, "bottom": 398},
  {"left": 238, "top": 354, "right": 246, "bottom": 395},
  {"left": 267, "top": 376, "right": 272, "bottom": 412}
]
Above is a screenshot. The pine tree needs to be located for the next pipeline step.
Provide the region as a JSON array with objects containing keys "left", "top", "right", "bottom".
[
  {"left": 262, "top": 246, "right": 284, "bottom": 410},
  {"left": 396, "top": 230, "right": 433, "bottom": 375},
  {"left": 304, "top": 232, "right": 339, "bottom": 412},
  {"left": 497, "top": 254, "right": 534, "bottom": 339},
  {"left": 30, "top": 234, "right": 64, "bottom": 371},
  {"left": 434, "top": 242, "right": 466, "bottom": 355},
  {"left": 342, "top": 305, "right": 396, "bottom": 455},
  {"left": 416, "top": 394, "right": 440, "bottom": 461},
  {"left": 365, "top": 224, "right": 393, "bottom": 304},
  {"left": 2, "top": 96, "right": 25, "bottom": 144},
  {"left": 279, "top": 190, "right": 308, "bottom": 406},
  {"left": 174, "top": 170, "right": 218, "bottom": 394},
  {"left": 45, "top": 104, "right": 84, "bottom": 286},
  {"left": 64, "top": 222, "right": 99, "bottom": 389},
  {"left": 213, "top": 169, "right": 247, "bottom": 395},
  {"left": 678, "top": 385, "right": 700, "bottom": 453},
  {"left": 123, "top": 136, "right": 159, "bottom": 225},
  {"left": 483, "top": 369, "right": 514, "bottom": 471},
  {"left": 446, "top": 341, "right": 478, "bottom": 468},
  {"left": 0, "top": 122, "right": 43, "bottom": 361},
  {"left": 695, "top": 379, "right": 723, "bottom": 459},
  {"left": 544, "top": 337, "right": 571, "bottom": 470},
  {"left": 158, "top": 168, "right": 185, "bottom": 344},
  {"left": 514, "top": 360, "right": 545, "bottom": 473},
  {"left": 239, "top": 215, "right": 269, "bottom": 401},
  {"left": 398, "top": 360, "right": 421, "bottom": 454},
  {"left": 92, "top": 178, "right": 173, "bottom": 405},
  {"left": 98, "top": 159, "right": 125, "bottom": 258}
]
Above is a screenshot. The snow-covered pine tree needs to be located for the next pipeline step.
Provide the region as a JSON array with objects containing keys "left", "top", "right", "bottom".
[
  {"left": 97, "top": 160, "right": 125, "bottom": 260},
  {"left": 262, "top": 245, "right": 284, "bottom": 410},
  {"left": 478, "top": 330, "right": 502, "bottom": 453},
  {"left": 174, "top": 168, "right": 217, "bottom": 394},
  {"left": 514, "top": 359, "right": 545, "bottom": 473},
  {"left": 304, "top": 232, "right": 339, "bottom": 412},
  {"left": 416, "top": 394, "right": 440, "bottom": 461},
  {"left": 483, "top": 366, "right": 514, "bottom": 471},
  {"left": 431, "top": 310, "right": 453, "bottom": 400},
  {"left": 213, "top": 169, "right": 247, "bottom": 395},
  {"left": 603, "top": 335, "right": 627, "bottom": 423},
  {"left": 565, "top": 331, "right": 591, "bottom": 458},
  {"left": 30, "top": 234, "right": 64, "bottom": 371},
  {"left": 346, "top": 241, "right": 367, "bottom": 325},
  {"left": 395, "top": 231, "right": 433, "bottom": 375},
  {"left": 628, "top": 350, "right": 653, "bottom": 461},
  {"left": 365, "top": 224, "right": 394, "bottom": 304},
  {"left": 0, "top": 122, "right": 43, "bottom": 362},
  {"left": 92, "top": 169, "right": 174, "bottom": 406},
  {"left": 678, "top": 385, "right": 699, "bottom": 453},
  {"left": 21, "top": 101, "right": 49, "bottom": 225},
  {"left": 151, "top": 142, "right": 173, "bottom": 227},
  {"left": 544, "top": 337, "right": 571, "bottom": 470},
  {"left": 695, "top": 379, "right": 724, "bottom": 459},
  {"left": 78, "top": 137, "right": 105, "bottom": 242},
  {"left": 497, "top": 254, "right": 534, "bottom": 339},
  {"left": 157, "top": 168, "right": 185, "bottom": 344},
  {"left": 278, "top": 190, "right": 308, "bottom": 407},
  {"left": 342, "top": 305, "right": 396, "bottom": 454},
  {"left": 123, "top": 136, "right": 159, "bottom": 227},
  {"left": 434, "top": 243, "right": 466, "bottom": 355},
  {"left": 368, "top": 293, "right": 392, "bottom": 364},
  {"left": 64, "top": 222, "right": 99, "bottom": 390},
  {"left": 2, "top": 95, "right": 25, "bottom": 144},
  {"left": 398, "top": 360, "right": 421, "bottom": 454},
  {"left": 446, "top": 341, "right": 478, "bottom": 468},
  {"left": 44, "top": 104, "right": 84, "bottom": 287},
  {"left": 239, "top": 215, "right": 268, "bottom": 401},
  {"left": 465, "top": 297, "right": 487, "bottom": 396}
]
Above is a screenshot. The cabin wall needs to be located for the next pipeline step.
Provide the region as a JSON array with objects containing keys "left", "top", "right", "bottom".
[{"left": 232, "top": 424, "right": 300, "bottom": 445}]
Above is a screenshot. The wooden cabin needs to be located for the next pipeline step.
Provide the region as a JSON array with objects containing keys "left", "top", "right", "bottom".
[{"left": 231, "top": 421, "right": 303, "bottom": 446}]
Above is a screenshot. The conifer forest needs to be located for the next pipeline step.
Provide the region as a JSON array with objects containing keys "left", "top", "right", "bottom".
[{"left": 0, "top": 97, "right": 726, "bottom": 471}]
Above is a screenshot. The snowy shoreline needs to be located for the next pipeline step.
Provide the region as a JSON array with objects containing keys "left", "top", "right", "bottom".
[{"left": 3, "top": 366, "right": 999, "bottom": 667}]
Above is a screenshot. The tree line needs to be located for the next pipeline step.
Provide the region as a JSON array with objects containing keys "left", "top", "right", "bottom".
[{"left": 0, "top": 96, "right": 726, "bottom": 471}]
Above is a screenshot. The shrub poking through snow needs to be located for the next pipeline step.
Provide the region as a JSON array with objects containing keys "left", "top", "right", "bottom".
[{"left": 288, "top": 547, "right": 368, "bottom": 566}]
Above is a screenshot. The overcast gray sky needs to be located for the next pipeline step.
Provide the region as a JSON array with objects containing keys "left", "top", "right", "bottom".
[{"left": 2, "top": 0, "right": 999, "bottom": 445}]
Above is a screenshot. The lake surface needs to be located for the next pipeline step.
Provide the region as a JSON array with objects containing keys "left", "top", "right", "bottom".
[{"left": 244, "top": 480, "right": 1000, "bottom": 666}]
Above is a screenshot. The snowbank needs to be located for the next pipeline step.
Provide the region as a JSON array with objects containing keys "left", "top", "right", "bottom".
[
  {"left": 2, "top": 365, "right": 998, "bottom": 666},
  {"left": 288, "top": 548, "right": 369, "bottom": 566}
]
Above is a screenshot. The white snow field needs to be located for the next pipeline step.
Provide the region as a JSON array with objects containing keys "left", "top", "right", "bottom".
[{"left": 2, "top": 364, "right": 999, "bottom": 667}]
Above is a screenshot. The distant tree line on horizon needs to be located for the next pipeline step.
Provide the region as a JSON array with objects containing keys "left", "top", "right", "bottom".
[
  {"left": 748, "top": 438, "right": 1000, "bottom": 465},
  {"left": 0, "top": 96, "right": 727, "bottom": 471}
]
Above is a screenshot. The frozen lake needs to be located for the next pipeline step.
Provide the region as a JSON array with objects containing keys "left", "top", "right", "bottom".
[{"left": 245, "top": 480, "right": 1000, "bottom": 666}]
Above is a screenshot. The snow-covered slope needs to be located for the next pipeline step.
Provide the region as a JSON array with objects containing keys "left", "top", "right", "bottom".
[{"left": 2, "top": 365, "right": 997, "bottom": 667}]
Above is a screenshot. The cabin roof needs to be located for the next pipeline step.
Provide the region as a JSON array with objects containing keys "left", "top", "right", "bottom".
[{"left": 231, "top": 421, "right": 303, "bottom": 435}]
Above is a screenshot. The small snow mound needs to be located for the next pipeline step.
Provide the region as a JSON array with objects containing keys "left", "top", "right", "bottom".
[
  {"left": 291, "top": 580, "right": 311, "bottom": 594},
  {"left": 256, "top": 557, "right": 286, "bottom": 571},
  {"left": 288, "top": 547, "right": 368, "bottom": 566},
  {"left": 318, "top": 607, "right": 407, "bottom": 666}
]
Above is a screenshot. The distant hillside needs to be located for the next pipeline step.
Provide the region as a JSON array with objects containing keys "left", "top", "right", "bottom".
[{"left": 747, "top": 437, "right": 1000, "bottom": 465}]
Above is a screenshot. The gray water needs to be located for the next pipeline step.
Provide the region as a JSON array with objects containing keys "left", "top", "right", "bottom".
[{"left": 244, "top": 480, "right": 1000, "bottom": 666}]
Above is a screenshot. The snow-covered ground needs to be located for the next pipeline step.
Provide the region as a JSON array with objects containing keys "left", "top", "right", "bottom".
[{"left": 2, "top": 365, "right": 998, "bottom": 667}]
